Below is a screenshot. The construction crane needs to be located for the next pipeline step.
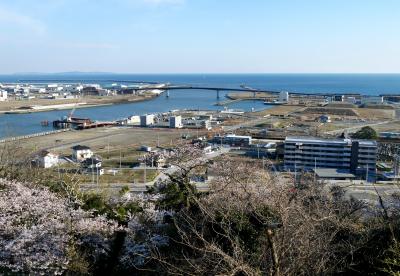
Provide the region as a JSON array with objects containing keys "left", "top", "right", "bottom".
[{"left": 67, "top": 105, "right": 77, "bottom": 122}]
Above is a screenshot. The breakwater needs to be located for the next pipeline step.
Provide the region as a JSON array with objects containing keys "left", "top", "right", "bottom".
[{"left": 0, "top": 129, "right": 71, "bottom": 143}]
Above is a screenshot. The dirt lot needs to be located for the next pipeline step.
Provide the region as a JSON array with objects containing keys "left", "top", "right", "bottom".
[
  {"left": 369, "top": 120, "right": 400, "bottom": 132},
  {"left": 302, "top": 107, "right": 358, "bottom": 116},
  {"left": 255, "top": 105, "right": 304, "bottom": 117},
  {"left": 299, "top": 106, "right": 395, "bottom": 120},
  {"left": 355, "top": 108, "right": 395, "bottom": 120},
  {"left": 18, "top": 126, "right": 194, "bottom": 154}
]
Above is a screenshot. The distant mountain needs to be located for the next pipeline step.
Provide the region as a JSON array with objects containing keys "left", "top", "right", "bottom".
[{"left": 12, "top": 71, "right": 117, "bottom": 75}]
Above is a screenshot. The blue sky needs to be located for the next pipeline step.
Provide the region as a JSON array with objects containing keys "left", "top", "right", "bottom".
[{"left": 0, "top": 0, "right": 399, "bottom": 74}]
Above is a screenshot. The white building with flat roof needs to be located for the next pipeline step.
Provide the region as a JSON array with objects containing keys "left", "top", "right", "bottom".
[
  {"left": 36, "top": 151, "right": 59, "bottom": 168},
  {"left": 0, "top": 90, "right": 7, "bottom": 101},
  {"left": 279, "top": 91, "right": 289, "bottom": 102},
  {"left": 140, "top": 114, "right": 155, "bottom": 127},
  {"left": 72, "top": 145, "right": 93, "bottom": 162},
  {"left": 169, "top": 116, "right": 183, "bottom": 128}
]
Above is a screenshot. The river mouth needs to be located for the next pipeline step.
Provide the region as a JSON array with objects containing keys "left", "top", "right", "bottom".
[
  {"left": 1, "top": 73, "right": 399, "bottom": 139},
  {"left": 0, "top": 90, "right": 271, "bottom": 139}
]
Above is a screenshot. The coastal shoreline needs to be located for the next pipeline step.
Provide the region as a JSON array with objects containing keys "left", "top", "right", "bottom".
[{"left": 0, "top": 94, "right": 158, "bottom": 115}]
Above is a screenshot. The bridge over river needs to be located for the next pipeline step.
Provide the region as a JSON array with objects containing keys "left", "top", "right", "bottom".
[
  {"left": 128, "top": 84, "right": 367, "bottom": 99},
  {"left": 20, "top": 79, "right": 369, "bottom": 98}
]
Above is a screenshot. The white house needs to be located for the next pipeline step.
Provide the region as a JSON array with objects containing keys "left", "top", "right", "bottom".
[
  {"left": 72, "top": 145, "right": 93, "bottom": 161},
  {"left": 0, "top": 90, "right": 7, "bottom": 101},
  {"left": 36, "top": 150, "right": 59, "bottom": 168}
]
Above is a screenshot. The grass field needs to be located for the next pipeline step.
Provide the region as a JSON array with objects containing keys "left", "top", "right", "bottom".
[{"left": 78, "top": 168, "right": 158, "bottom": 184}]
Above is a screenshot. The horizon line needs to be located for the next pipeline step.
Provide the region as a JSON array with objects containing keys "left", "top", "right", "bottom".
[{"left": 2, "top": 72, "right": 400, "bottom": 75}]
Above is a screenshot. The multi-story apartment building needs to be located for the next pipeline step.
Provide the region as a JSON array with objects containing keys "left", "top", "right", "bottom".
[{"left": 284, "top": 136, "right": 376, "bottom": 175}]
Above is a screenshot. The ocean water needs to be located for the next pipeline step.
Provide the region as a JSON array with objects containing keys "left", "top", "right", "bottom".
[
  {"left": 1, "top": 73, "right": 400, "bottom": 94},
  {"left": 0, "top": 73, "right": 399, "bottom": 138}
]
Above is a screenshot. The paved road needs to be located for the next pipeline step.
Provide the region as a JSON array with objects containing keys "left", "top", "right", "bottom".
[{"left": 327, "top": 182, "right": 400, "bottom": 206}]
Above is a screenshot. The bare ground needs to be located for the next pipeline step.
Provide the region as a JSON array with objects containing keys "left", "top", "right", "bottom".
[
  {"left": 0, "top": 94, "right": 156, "bottom": 113},
  {"left": 17, "top": 126, "right": 193, "bottom": 155}
]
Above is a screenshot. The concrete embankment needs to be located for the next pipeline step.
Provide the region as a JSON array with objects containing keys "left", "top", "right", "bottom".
[{"left": 0, "top": 129, "right": 71, "bottom": 143}]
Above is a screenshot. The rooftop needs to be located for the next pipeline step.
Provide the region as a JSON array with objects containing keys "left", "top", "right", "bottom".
[
  {"left": 37, "top": 150, "right": 57, "bottom": 157},
  {"left": 82, "top": 157, "right": 102, "bottom": 165},
  {"left": 353, "top": 140, "right": 378, "bottom": 146},
  {"left": 72, "top": 145, "right": 91, "bottom": 151},
  {"left": 286, "top": 136, "right": 376, "bottom": 146},
  {"left": 286, "top": 136, "right": 352, "bottom": 145},
  {"left": 225, "top": 134, "right": 252, "bottom": 139},
  {"left": 314, "top": 168, "right": 356, "bottom": 179}
]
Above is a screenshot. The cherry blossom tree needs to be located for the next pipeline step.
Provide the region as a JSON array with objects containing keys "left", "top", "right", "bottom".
[{"left": 0, "top": 178, "right": 118, "bottom": 274}]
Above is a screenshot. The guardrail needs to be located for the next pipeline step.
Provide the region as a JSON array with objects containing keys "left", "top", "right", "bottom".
[{"left": 0, "top": 129, "right": 71, "bottom": 143}]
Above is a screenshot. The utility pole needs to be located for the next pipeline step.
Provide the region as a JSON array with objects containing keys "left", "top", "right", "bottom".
[
  {"left": 96, "top": 166, "right": 99, "bottom": 185},
  {"left": 92, "top": 158, "right": 95, "bottom": 184},
  {"left": 314, "top": 157, "right": 317, "bottom": 183},
  {"left": 119, "top": 148, "right": 122, "bottom": 170},
  {"left": 144, "top": 163, "right": 147, "bottom": 184}
]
